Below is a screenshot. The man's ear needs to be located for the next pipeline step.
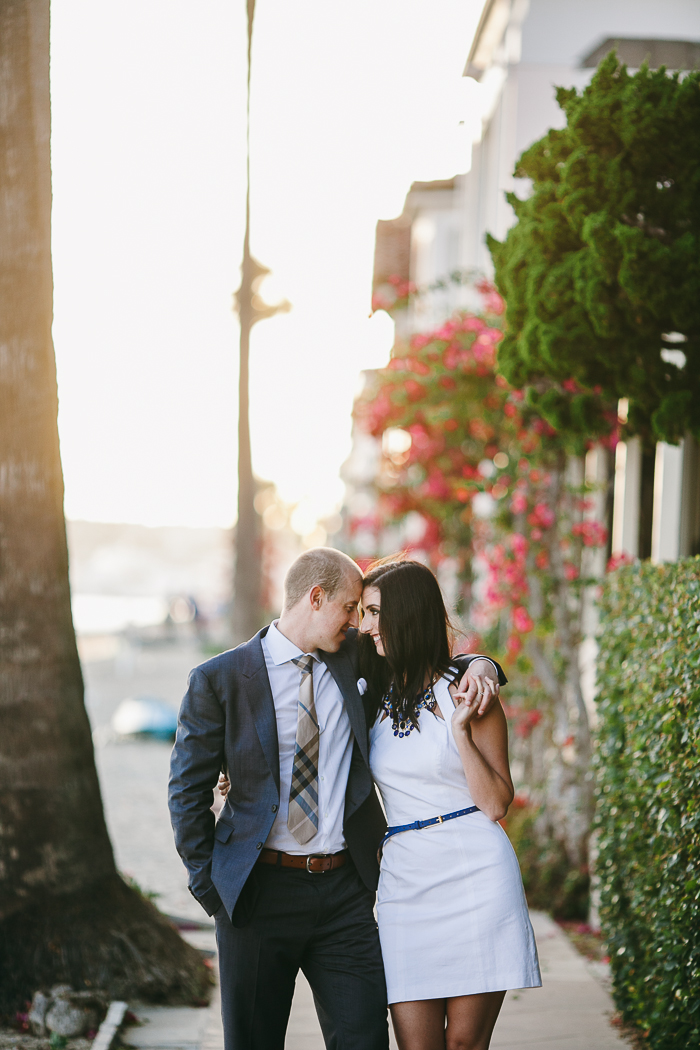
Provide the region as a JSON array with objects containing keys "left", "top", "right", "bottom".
[{"left": 309, "top": 585, "right": 324, "bottom": 610}]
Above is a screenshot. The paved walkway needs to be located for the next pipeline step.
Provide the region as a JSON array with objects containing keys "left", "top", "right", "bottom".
[{"left": 490, "top": 912, "right": 624, "bottom": 1050}]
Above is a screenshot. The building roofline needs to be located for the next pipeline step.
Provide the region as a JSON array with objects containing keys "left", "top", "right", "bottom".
[{"left": 464, "top": 0, "right": 510, "bottom": 79}]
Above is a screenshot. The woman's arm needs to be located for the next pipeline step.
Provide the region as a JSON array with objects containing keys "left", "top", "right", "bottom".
[{"left": 449, "top": 668, "right": 514, "bottom": 822}]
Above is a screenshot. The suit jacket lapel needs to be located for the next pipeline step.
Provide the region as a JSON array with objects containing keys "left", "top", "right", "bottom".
[
  {"left": 241, "top": 628, "right": 280, "bottom": 794},
  {"left": 321, "top": 647, "right": 370, "bottom": 766}
]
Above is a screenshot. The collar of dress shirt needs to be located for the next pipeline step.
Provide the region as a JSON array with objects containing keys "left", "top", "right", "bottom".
[{"left": 266, "top": 619, "right": 321, "bottom": 666}]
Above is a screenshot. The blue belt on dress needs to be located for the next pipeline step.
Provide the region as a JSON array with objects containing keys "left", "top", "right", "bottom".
[{"left": 382, "top": 805, "right": 480, "bottom": 845}]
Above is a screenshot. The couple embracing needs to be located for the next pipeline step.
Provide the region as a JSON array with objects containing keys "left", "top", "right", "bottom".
[{"left": 169, "top": 548, "right": 540, "bottom": 1050}]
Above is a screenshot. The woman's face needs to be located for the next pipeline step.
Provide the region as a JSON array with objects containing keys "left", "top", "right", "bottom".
[{"left": 360, "top": 585, "right": 385, "bottom": 657}]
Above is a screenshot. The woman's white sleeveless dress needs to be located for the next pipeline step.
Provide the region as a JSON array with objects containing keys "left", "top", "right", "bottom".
[{"left": 369, "top": 675, "right": 541, "bottom": 1003}]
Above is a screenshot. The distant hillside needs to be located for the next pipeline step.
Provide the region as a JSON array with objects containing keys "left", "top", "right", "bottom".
[{"left": 66, "top": 520, "right": 233, "bottom": 603}]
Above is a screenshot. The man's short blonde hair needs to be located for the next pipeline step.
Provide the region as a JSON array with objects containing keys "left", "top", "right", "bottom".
[{"left": 283, "top": 547, "right": 362, "bottom": 610}]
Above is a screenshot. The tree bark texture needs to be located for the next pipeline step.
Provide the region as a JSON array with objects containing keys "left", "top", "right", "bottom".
[
  {"left": 0, "top": 0, "right": 208, "bottom": 1007},
  {"left": 0, "top": 0, "right": 116, "bottom": 918}
]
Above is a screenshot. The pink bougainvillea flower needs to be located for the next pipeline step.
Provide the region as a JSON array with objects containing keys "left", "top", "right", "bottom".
[
  {"left": 510, "top": 533, "right": 528, "bottom": 557},
  {"left": 475, "top": 278, "right": 505, "bottom": 315},
  {"left": 512, "top": 606, "right": 534, "bottom": 633},
  {"left": 424, "top": 472, "right": 451, "bottom": 500},
  {"left": 515, "top": 709, "right": 543, "bottom": 737},
  {"left": 535, "top": 550, "right": 549, "bottom": 570},
  {"left": 606, "top": 551, "right": 633, "bottom": 572},
  {"left": 443, "top": 346, "right": 459, "bottom": 370},
  {"left": 527, "top": 502, "right": 555, "bottom": 529},
  {"left": 506, "top": 634, "right": 523, "bottom": 657},
  {"left": 469, "top": 417, "right": 495, "bottom": 441},
  {"left": 404, "top": 379, "right": 423, "bottom": 401},
  {"left": 572, "top": 520, "right": 608, "bottom": 547}
]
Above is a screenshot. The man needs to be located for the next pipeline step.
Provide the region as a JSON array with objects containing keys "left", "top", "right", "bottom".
[{"left": 169, "top": 547, "right": 499, "bottom": 1050}]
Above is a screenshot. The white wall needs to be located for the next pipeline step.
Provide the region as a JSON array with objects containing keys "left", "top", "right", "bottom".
[
  {"left": 461, "top": 0, "right": 700, "bottom": 273},
  {"left": 520, "top": 0, "right": 700, "bottom": 66}
]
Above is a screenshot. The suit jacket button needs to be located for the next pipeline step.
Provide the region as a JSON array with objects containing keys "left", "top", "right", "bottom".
[
  {"left": 271, "top": 804, "right": 278, "bottom": 812},
  {"left": 256, "top": 842, "right": 263, "bottom": 849}
]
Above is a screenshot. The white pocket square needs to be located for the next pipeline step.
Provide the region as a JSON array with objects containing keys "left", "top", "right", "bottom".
[{"left": 357, "top": 677, "right": 368, "bottom": 696}]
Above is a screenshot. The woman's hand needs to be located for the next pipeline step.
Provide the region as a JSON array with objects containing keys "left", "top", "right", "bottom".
[
  {"left": 217, "top": 772, "right": 230, "bottom": 798},
  {"left": 451, "top": 689, "right": 482, "bottom": 738},
  {"left": 453, "top": 662, "right": 499, "bottom": 717}
]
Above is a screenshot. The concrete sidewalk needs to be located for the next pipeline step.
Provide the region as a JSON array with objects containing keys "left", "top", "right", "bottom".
[
  {"left": 490, "top": 912, "right": 625, "bottom": 1050},
  {"left": 125, "top": 911, "right": 626, "bottom": 1050}
]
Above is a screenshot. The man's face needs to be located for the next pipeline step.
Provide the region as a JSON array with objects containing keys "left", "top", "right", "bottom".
[{"left": 309, "top": 573, "right": 363, "bottom": 652}]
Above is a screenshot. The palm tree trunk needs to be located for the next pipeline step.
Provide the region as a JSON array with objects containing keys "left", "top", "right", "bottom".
[
  {"left": 0, "top": 0, "right": 207, "bottom": 1008},
  {"left": 231, "top": 0, "right": 263, "bottom": 644},
  {"left": 231, "top": 232, "right": 263, "bottom": 644}
]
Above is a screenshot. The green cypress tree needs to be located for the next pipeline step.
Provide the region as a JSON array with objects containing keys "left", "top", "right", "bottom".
[{"left": 489, "top": 52, "right": 700, "bottom": 444}]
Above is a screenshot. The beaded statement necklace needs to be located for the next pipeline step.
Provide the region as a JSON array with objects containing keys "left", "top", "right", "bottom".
[{"left": 381, "top": 682, "right": 438, "bottom": 738}]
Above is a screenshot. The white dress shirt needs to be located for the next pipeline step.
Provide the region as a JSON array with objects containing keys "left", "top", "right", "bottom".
[{"left": 262, "top": 620, "right": 354, "bottom": 855}]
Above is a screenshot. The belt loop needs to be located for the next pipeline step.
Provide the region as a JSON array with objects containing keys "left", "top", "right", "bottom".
[{"left": 276, "top": 849, "right": 282, "bottom": 868}]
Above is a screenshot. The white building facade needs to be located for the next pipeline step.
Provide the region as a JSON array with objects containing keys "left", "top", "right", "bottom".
[
  {"left": 461, "top": 0, "right": 700, "bottom": 564},
  {"left": 345, "top": 0, "right": 700, "bottom": 570}
]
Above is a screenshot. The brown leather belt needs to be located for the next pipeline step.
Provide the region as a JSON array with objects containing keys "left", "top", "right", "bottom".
[{"left": 258, "top": 848, "right": 348, "bottom": 873}]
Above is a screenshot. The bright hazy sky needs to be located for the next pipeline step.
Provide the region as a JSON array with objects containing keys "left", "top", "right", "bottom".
[{"left": 51, "top": 0, "right": 484, "bottom": 530}]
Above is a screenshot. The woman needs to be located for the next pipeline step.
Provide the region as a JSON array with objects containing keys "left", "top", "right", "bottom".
[{"left": 359, "top": 557, "right": 540, "bottom": 1050}]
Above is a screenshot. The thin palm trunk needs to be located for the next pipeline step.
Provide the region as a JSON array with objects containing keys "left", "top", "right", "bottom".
[
  {"left": 0, "top": 0, "right": 207, "bottom": 1007},
  {"left": 231, "top": 0, "right": 263, "bottom": 644},
  {"left": 232, "top": 0, "right": 290, "bottom": 643},
  {"left": 232, "top": 231, "right": 263, "bottom": 642}
]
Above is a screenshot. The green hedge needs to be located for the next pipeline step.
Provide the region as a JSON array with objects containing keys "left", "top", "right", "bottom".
[{"left": 596, "top": 558, "right": 700, "bottom": 1049}]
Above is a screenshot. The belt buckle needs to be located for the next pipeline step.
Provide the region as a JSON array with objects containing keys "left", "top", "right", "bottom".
[
  {"left": 306, "top": 853, "right": 331, "bottom": 873},
  {"left": 436, "top": 815, "right": 444, "bottom": 824}
]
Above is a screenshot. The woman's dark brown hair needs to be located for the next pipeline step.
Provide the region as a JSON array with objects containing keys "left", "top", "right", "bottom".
[{"left": 359, "top": 556, "right": 455, "bottom": 728}]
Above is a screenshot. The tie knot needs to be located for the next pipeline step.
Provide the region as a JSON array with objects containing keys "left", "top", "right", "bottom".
[{"left": 292, "top": 654, "right": 314, "bottom": 676}]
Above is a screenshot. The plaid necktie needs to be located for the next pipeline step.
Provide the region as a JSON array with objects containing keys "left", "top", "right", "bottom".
[{"left": 288, "top": 654, "right": 320, "bottom": 844}]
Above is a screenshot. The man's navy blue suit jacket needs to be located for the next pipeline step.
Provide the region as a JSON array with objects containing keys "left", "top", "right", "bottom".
[
  {"left": 168, "top": 626, "right": 386, "bottom": 919},
  {"left": 168, "top": 626, "right": 506, "bottom": 920}
]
